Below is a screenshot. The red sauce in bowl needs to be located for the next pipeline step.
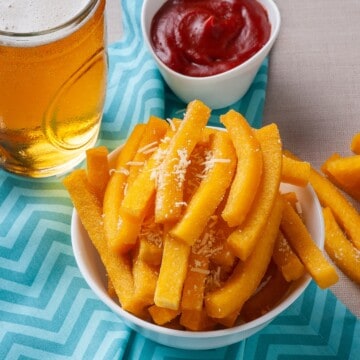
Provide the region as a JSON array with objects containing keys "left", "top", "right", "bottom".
[{"left": 150, "top": 0, "right": 271, "bottom": 77}]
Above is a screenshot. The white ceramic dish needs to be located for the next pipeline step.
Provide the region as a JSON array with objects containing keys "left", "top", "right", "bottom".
[
  {"left": 141, "top": 0, "right": 281, "bottom": 109},
  {"left": 71, "top": 148, "right": 324, "bottom": 351}
]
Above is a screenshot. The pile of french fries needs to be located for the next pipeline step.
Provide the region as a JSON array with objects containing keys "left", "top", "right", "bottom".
[{"left": 64, "top": 99, "right": 357, "bottom": 331}]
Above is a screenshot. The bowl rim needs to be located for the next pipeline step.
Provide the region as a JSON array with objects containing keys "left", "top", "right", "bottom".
[
  {"left": 71, "top": 125, "right": 324, "bottom": 341},
  {"left": 141, "top": 0, "right": 281, "bottom": 81}
]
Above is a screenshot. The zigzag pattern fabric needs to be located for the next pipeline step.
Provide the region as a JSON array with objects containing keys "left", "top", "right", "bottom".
[{"left": 1, "top": 0, "right": 359, "bottom": 359}]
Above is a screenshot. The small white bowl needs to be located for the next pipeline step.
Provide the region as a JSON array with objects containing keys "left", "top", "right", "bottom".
[
  {"left": 71, "top": 151, "right": 324, "bottom": 351},
  {"left": 141, "top": 0, "right": 281, "bottom": 109}
]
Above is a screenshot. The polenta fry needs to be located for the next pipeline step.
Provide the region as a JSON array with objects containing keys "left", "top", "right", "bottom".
[
  {"left": 323, "top": 207, "right": 360, "bottom": 284},
  {"left": 310, "top": 167, "right": 360, "bottom": 250},
  {"left": 132, "top": 252, "right": 159, "bottom": 313},
  {"left": 220, "top": 110, "right": 263, "bottom": 227},
  {"left": 180, "top": 309, "right": 216, "bottom": 331},
  {"left": 227, "top": 123, "right": 282, "bottom": 261},
  {"left": 321, "top": 153, "right": 360, "bottom": 203},
  {"left": 86, "top": 146, "right": 110, "bottom": 202},
  {"left": 115, "top": 123, "right": 180, "bottom": 253},
  {"left": 272, "top": 231, "right": 306, "bottom": 282},
  {"left": 120, "top": 127, "right": 176, "bottom": 221},
  {"left": 103, "top": 124, "right": 146, "bottom": 253},
  {"left": 155, "top": 99, "right": 211, "bottom": 223},
  {"left": 205, "top": 195, "right": 283, "bottom": 318},
  {"left": 281, "top": 153, "right": 310, "bottom": 187},
  {"left": 170, "top": 131, "right": 236, "bottom": 246},
  {"left": 154, "top": 233, "right": 191, "bottom": 310},
  {"left": 127, "top": 115, "right": 168, "bottom": 185},
  {"left": 63, "top": 169, "right": 137, "bottom": 312},
  {"left": 181, "top": 252, "right": 209, "bottom": 311},
  {"left": 241, "top": 262, "right": 290, "bottom": 322},
  {"left": 286, "top": 150, "right": 360, "bottom": 251},
  {"left": 321, "top": 153, "right": 360, "bottom": 189},
  {"left": 280, "top": 199, "right": 339, "bottom": 289},
  {"left": 148, "top": 305, "right": 180, "bottom": 325}
]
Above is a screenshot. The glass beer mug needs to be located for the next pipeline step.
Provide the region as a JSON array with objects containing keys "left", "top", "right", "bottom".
[{"left": 0, "top": 0, "right": 107, "bottom": 177}]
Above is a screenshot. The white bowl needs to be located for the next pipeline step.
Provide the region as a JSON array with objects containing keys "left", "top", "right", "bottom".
[
  {"left": 71, "top": 153, "right": 324, "bottom": 351},
  {"left": 141, "top": 0, "right": 281, "bottom": 109}
]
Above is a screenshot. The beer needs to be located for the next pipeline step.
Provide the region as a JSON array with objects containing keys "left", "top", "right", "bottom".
[{"left": 0, "top": 0, "right": 107, "bottom": 177}]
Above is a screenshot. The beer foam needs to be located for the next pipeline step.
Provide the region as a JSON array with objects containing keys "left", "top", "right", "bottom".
[{"left": 0, "top": 0, "right": 91, "bottom": 33}]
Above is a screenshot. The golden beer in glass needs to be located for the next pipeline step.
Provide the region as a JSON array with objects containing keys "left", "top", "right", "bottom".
[{"left": 0, "top": 0, "right": 107, "bottom": 177}]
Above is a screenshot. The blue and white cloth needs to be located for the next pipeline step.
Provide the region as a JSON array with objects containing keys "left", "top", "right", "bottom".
[{"left": 0, "top": 0, "right": 359, "bottom": 359}]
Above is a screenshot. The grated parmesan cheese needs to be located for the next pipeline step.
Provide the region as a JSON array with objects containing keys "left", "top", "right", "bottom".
[
  {"left": 295, "top": 201, "right": 303, "bottom": 215},
  {"left": 192, "top": 217, "right": 222, "bottom": 258},
  {"left": 190, "top": 267, "right": 210, "bottom": 275},
  {"left": 126, "top": 161, "right": 145, "bottom": 167},
  {"left": 138, "top": 141, "right": 158, "bottom": 154},
  {"left": 160, "top": 136, "right": 171, "bottom": 144},
  {"left": 206, "top": 266, "right": 222, "bottom": 290},
  {"left": 166, "top": 118, "right": 176, "bottom": 131},
  {"left": 142, "top": 146, "right": 158, "bottom": 155},
  {"left": 117, "top": 216, "right": 123, "bottom": 230},
  {"left": 172, "top": 148, "right": 191, "bottom": 188},
  {"left": 123, "top": 182, "right": 128, "bottom": 196},
  {"left": 175, "top": 201, "right": 188, "bottom": 208},
  {"left": 109, "top": 167, "right": 130, "bottom": 176},
  {"left": 199, "top": 150, "right": 230, "bottom": 178},
  {"left": 150, "top": 147, "right": 169, "bottom": 186},
  {"left": 139, "top": 218, "right": 163, "bottom": 248}
]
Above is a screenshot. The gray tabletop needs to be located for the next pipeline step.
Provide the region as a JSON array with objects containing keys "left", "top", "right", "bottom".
[{"left": 106, "top": 0, "right": 360, "bottom": 318}]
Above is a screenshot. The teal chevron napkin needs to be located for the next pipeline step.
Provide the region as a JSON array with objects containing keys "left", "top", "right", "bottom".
[{"left": 0, "top": 0, "right": 359, "bottom": 359}]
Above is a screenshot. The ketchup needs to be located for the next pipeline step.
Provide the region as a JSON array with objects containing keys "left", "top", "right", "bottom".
[{"left": 150, "top": 0, "right": 271, "bottom": 77}]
